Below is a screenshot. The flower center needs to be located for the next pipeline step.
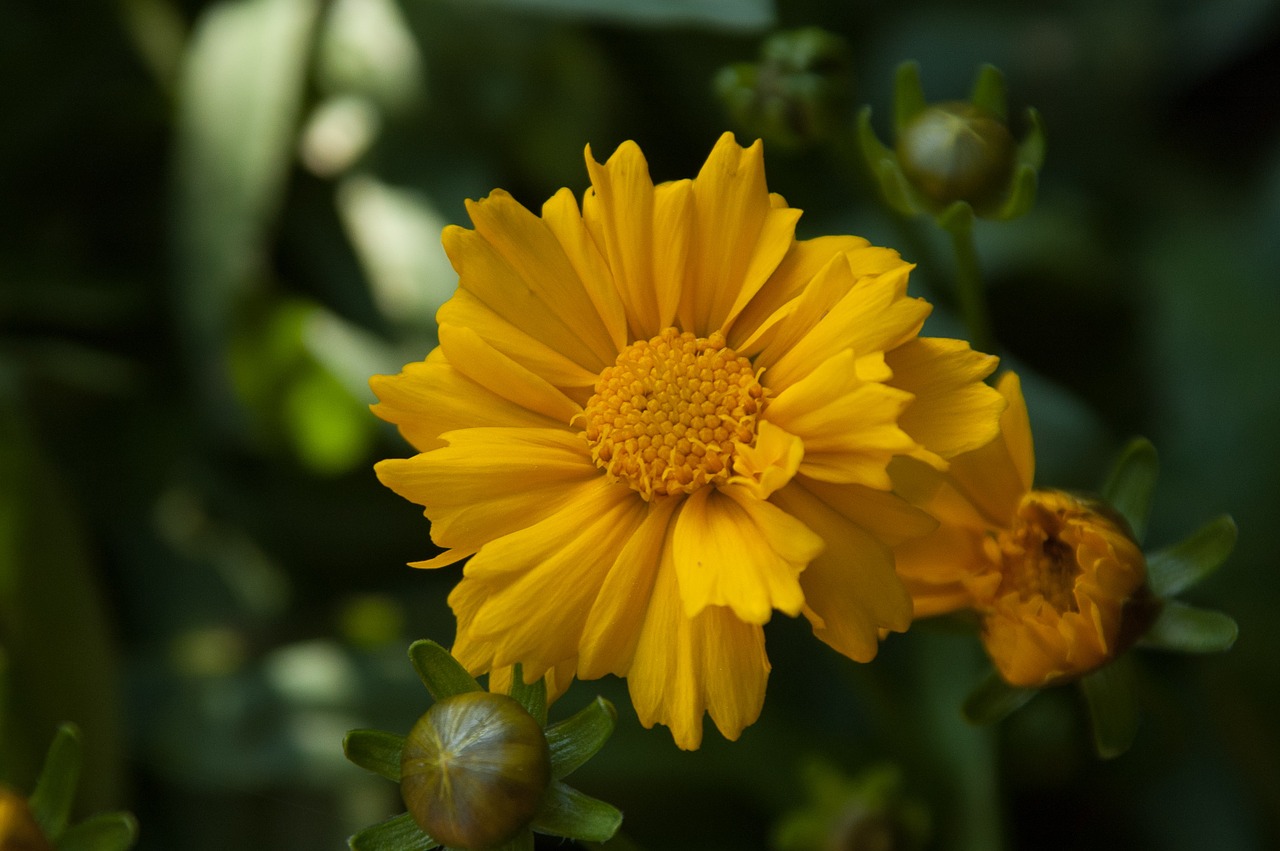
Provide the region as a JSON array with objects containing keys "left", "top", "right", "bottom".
[
  {"left": 993, "top": 490, "right": 1089, "bottom": 612},
  {"left": 581, "top": 327, "right": 764, "bottom": 500}
]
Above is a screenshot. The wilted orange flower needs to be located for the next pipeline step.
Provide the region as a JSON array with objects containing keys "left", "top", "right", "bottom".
[
  {"left": 893, "top": 373, "right": 1151, "bottom": 688},
  {"left": 372, "top": 133, "right": 1004, "bottom": 748}
]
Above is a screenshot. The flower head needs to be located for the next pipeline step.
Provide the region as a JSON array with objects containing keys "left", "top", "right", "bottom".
[{"left": 372, "top": 132, "right": 1004, "bottom": 748}]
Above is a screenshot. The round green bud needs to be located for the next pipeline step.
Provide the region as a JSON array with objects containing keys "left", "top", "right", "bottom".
[
  {"left": 896, "top": 102, "right": 1016, "bottom": 211},
  {"left": 400, "top": 692, "right": 551, "bottom": 850}
]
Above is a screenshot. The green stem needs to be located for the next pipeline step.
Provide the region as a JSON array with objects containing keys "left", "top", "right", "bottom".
[{"left": 940, "top": 207, "right": 996, "bottom": 355}]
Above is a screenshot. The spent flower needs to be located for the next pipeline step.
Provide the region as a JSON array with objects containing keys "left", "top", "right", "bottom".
[
  {"left": 892, "top": 373, "right": 1237, "bottom": 756},
  {"left": 372, "top": 132, "right": 1005, "bottom": 748}
]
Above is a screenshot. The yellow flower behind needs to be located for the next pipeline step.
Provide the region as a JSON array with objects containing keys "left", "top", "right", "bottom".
[
  {"left": 0, "top": 788, "right": 54, "bottom": 851},
  {"left": 373, "top": 133, "right": 1004, "bottom": 748},
  {"left": 893, "top": 373, "right": 1151, "bottom": 688}
]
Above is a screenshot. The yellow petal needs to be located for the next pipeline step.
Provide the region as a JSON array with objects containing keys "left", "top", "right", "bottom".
[
  {"left": 408, "top": 547, "right": 477, "bottom": 570},
  {"left": 583, "top": 141, "right": 662, "bottom": 338},
  {"left": 437, "top": 291, "right": 599, "bottom": 390},
  {"left": 771, "top": 479, "right": 913, "bottom": 661},
  {"left": 995, "top": 371, "right": 1034, "bottom": 491},
  {"left": 466, "top": 481, "right": 645, "bottom": 679},
  {"left": 464, "top": 189, "right": 621, "bottom": 367},
  {"left": 578, "top": 495, "right": 681, "bottom": 679},
  {"left": 439, "top": 323, "right": 582, "bottom": 424},
  {"left": 680, "top": 134, "right": 783, "bottom": 336},
  {"left": 443, "top": 222, "right": 606, "bottom": 372},
  {"left": 766, "top": 349, "right": 917, "bottom": 488},
  {"left": 729, "top": 419, "right": 804, "bottom": 499},
  {"left": 651, "top": 179, "right": 693, "bottom": 331},
  {"left": 764, "top": 261, "right": 929, "bottom": 392},
  {"left": 886, "top": 337, "right": 1003, "bottom": 467},
  {"left": 794, "top": 474, "right": 937, "bottom": 548},
  {"left": 728, "top": 234, "right": 869, "bottom": 350},
  {"left": 671, "top": 484, "right": 821, "bottom": 623},
  {"left": 375, "top": 427, "right": 601, "bottom": 553},
  {"left": 541, "top": 187, "right": 629, "bottom": 355},
  {"left": 370, "top": 348, "right": 567, "bottom": 452},
  {"left": 627, "top": 537, "right": 769, "bottom": 750}
]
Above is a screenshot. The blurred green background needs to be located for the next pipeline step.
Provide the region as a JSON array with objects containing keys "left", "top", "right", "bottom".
[{"left": 2, "top": 0, "right": 1278, "bottom": 848}]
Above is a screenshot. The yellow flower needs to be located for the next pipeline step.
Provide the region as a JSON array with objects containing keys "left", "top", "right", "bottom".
[
  {"left": 893, "top": 373, "right": 1151, "bottom": 688},
  {"left": 372, "top": 133, "right": 1004, "bottom": 748}
]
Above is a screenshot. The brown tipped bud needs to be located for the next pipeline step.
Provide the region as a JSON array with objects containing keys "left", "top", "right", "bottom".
[{"left": 400, "top": 691, "right": 551, "bottom": 850}]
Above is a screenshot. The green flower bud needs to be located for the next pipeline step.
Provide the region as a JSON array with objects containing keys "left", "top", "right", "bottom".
[
  {"left": 714, "top": 27, "right": 852, "bottom": 149},
  {"left": 896, "top": 102, "right": 1015, "bottom": 212},
  {"left": 400, "top": 691, "right": 552, "bottom": 850}
]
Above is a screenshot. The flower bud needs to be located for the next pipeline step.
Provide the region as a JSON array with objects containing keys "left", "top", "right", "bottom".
[
  {"left": 400, "top": 691, "right": 552, "bottom": 850},
  {"left": 715, "top": 27, "right": 853, "bottom": 149},
  {"left": 895, "top": 102, "right": 1016, "bottom": 213}
]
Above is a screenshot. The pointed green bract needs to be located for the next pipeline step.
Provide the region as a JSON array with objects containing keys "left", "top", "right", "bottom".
[
  {"left": 1081, "top": 656, "right": 1139, "bottom": 759},
  {"left": 531, "top": 781, "right": 624, "bottom": 843},
  {"left": 349, "top": 812, "right": 440, "bottom": 851},
  {"left": 1141, "top": 601, "right": 1238, "bottom": 653},
  {"left": 962, "top": 671, "right": 1038, "bottom": 725},
  {"left": 1146, "top": 515, "right": 1238, "bottom": 597},
  {"left": 408, "top": 639, "right": 482, "bottom": 700},
  {"left": 54, "top": 812, "right": 139, "bottom": 851},
  {"left": 29, "top": 722, "right": 82, "bottom": 838},
  {"left": 508, "top": 664, "right": 547, "bottom": 727},
  {"left": 892, "top": 61, "right": 927, "bottom": 136},
  {"left": 1101, "top": 437, "right": 1159, "bottom": 543},
  {"left": 343, "top": 729, "right": 405, "bottom": 782},
  {"left": 992, "top": 163, "right": 1038, "bottom": 221},
  {"left": 546, "top": 697, "right": 617, "bottom": 780},
  {"left": 1017, "top": 108, "right": 1047, "bottom": 170},
  {"left": 969, "top": 64, "right": 1007, "bottom": 121}
]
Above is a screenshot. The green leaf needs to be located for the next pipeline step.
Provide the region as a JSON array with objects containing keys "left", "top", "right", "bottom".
[
  {"left": 892, "top": 60, "right": 927, "bottom": 136},
  {"left": 343, "top": 729, "right": 405, "bottom": 781},
  {"left": 30, "top": 723, "right": 82, "bottom": 838},
  {"left": 407, "top": 640, "right": 481, "bottom": 701},
  {"left": 55, "top": 812, "right": 139, "bottom": 851},
  {"left": 1140, "top": 601, "right": 1238, "bottom": 653},
  {"left": 962, "top": 672, "right": 1038, "bottom": 725},
  {"left": 968, "top": 64, "right": 1007, "bottom": 121},
  {"left": 1101, "top": 437, "right": 1159, "bottom": 543},
  {"left": 1146, "top": 515, "right": 1238, "bottom": 597},
  {"left": 530, "top": 781, "right": 623, "bottom": 843},
  {"left": 450, "top": 0, "right": 774, "bottom": 30},
  {"left": 349, "top": 812, "right": 439, "bottom": 851},
  {"left": 508, "top": 664, "right": 547, "bottom": 727},
  {"left": 546, "top": 697, "right": 617, "bottom": 779},
  {"left": 1080, "top": 656, "right": 1139, "bottom": 759}
]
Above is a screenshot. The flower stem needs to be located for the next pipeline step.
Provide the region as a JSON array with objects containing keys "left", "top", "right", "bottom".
[{"left": 939, "top": 204, "right": 996, "bottom": 355}]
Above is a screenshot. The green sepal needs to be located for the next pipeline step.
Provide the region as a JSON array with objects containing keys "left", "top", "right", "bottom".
[
  {"left": 531, "top": 781, "right": 623, "bottom": 843},
  {"left": 968, "top": 64, "right": 1007, "bottom": 121},
  {"left": 892, "top": 61, "right": 927, "bottom": 136},
  {"left": 348, "top": 812, "right": 439, "bottom": 851},
  {"left": 408, "top": 639, "right": 481, "bottom": 700},
  {"left": 509, "top": 663, "right": 547, "bottom": 727},
  {"left": 54, "top": 812, "right": 139, "bottom": 851},
  {"left": 1101, "top": 437, "right": 1159, "bottom": 543},
  {"left": 991, "top": 163, "right": 1038, "bottom": 221},
  {"left": 935, "top": 199, "right": 975, "bottom": 235},
  {"left": 963, "top": 670, "right": 1038, "bottom": 724},
  {"left": 1146, "top": 515, "right": 1237, "bottom": 597},
  {"left": 856, "top": 107, "right": 921, "bottom": 217},
  {"left": 1140, "top": 600, "right": 1238, "bottom": 653},
  {"left": 30, "top": 722, "right": 82, "bottom": 839},
  {"left": 343, "top": 729, "right": 405, "bottom": 782},
  {"left": 546, "top": 697, "right": 617, "bottom": 780},
  {"left": 1080, "top": 655, "right": 1139, "bottom": 759},
  {"left": 1016, "top": 107, "right": 1047, "bottom": 170}
]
